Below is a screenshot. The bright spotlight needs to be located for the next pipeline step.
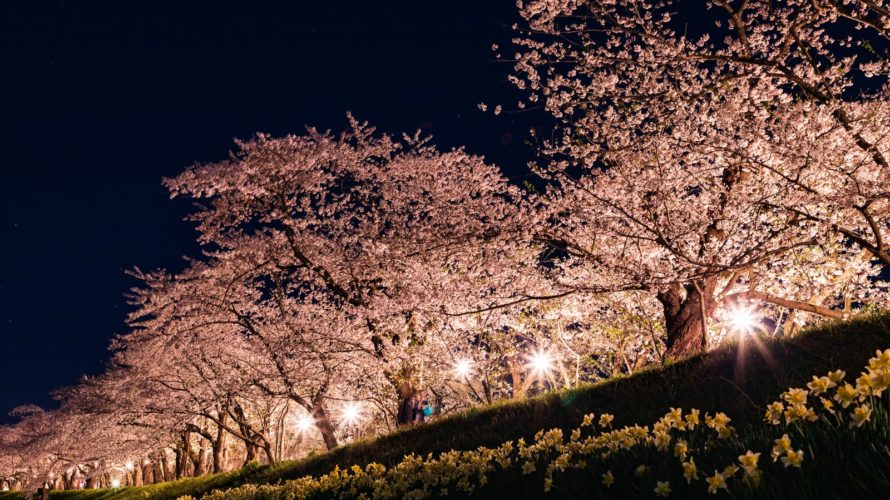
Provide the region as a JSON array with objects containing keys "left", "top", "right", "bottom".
[
  {"left": 730, "top": 306, "right": 757, "bottom": 335},
  {"left": 110, "top": 479, "right": 121, "bottom": 489},
  {"left": 341, "top": 402, "right": 362, "bottom": 426},
  {"left": 453, "top": 359, "right": 473, "bottom": 378},
  {"left": 125, "top": 462, "right": 134, "bottom": 471},
  {"left": 297, "top": 414, "right": 315, "bottom": 432},
  {"left": 527, "top": 349, "right": 555, "bottom": 377}
]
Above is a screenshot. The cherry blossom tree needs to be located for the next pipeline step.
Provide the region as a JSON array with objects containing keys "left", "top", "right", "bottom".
[
  {"left": 118, "top": 273, "right": 288, "bottom": 462},
  {"left": 6, "top": 6, "right": 890, "bottom": 487},
  {"left": 162, "top": 115, "right": 528, "bottom": 427},
  {"left": 510, "top": 0, "right": 890, "bottom": 356}
]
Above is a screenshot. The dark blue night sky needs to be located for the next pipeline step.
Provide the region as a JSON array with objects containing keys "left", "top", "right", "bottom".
[{"left": 0, "top": 1, "right": 539, "bottom": 423}]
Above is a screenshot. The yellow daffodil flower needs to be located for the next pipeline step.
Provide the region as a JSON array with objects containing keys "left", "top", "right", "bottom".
[
  {"left": 738, "top": 450, "right": 760, "bottom": 474},
  {"left": 685, "top": 409, "right": 700, "bottom": 429},
  {"left": 828, "top": 369, "right": 846, "bottom": 384},
  {"left": 856, "top": 373, "right": 873, "bottom": 398},
  {"left": 654, "top": 480, "right": 671, "bottom": 497},
  {"left": 654, "top": 431, "right": 671, "bottom": 451},
  {"left": 765, "top": 401, "right": 784, "bottom": 425},
  {"left": 682, "top": 458, "right": 698, "bottom": 483},
  {"left": 851, "top": 404, "right": 872, "bottom": 427},
  {"left": 807, "top": 375, "right": 835, "bottom": 395},
  {"left": 772, "top": 434, "right": 792, "bottom": 461},
  {"left": 782, "top": 387, "right": 808, "bottom": 405},
  {"left": 781, "top": 449, "right": 804, "bottom": 468},
  {"left": 705, "top": 471, "right": 728, "bottom": 494},
  {"left": 834, "top": 383, "right": 858, "bottom": 408},
  {"left": 674, "top": 439, "right": 688, "bottom": 460},
  {"left": 868, "top": 369, "right": 890, "bottom": 397},
  {"left": 869, "top": 349, "right": 890, "bottom": 371}
]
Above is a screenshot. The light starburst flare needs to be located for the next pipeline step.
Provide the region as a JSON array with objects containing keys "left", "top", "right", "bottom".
[
  {"left": 730, "top": 306, "right": 758, "bottom": 335},
  {"left": 341, "top": 402, "right": 363, "bottom": 426},
  {"left": 527, "top": 348, "right": 555, "bottom": 377},
  {"left": 297, "top": 414, "right": 315, "bottom": 433},
  {"left": 453, "top": 358, "right": 474, "bottom": 378}
]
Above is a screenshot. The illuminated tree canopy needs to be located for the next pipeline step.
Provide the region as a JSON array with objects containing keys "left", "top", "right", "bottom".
[{"left": 2, "top": 1, "right": 889, "bottom": 493}]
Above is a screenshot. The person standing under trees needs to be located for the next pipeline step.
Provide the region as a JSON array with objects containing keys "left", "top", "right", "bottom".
[
  {"left": 410, "top": 393, "right": 427, "bottom": 425},
  {"left": 400, "top": 392, "right": 434, "bottom": 425},
  {"left": 412, "top": 396, "right": 425, "bottom": 425}
]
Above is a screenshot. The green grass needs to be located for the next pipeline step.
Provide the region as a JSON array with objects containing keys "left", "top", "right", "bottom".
[{"left": 14, "top": 312, "right": 890, "bottom": 499}]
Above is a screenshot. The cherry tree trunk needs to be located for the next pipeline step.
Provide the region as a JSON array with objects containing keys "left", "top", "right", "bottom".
[
  {"left": 156, "top": 454, "right": 170, "bottom": 482},
  {"left": 142, "top": 461, "right": 154, "bottom": 485},
  {"left": 174, "top": 433, "right": 189, "bottom": 479},
  {"left": 193, "top": 447, "right": 208, "bottom": 476},
  {"left": 233, "top": 405, "right": 259, "bottom": 466},
  {"left": 509, "top": 358, "right": 525, "bottom": 400},
  {"left": 395, "top": 380, "right": 419, "bottom": 426},
  {"left": 59, "top": 471, "right": 71, "bottom": 490},
  {"left": 242, "top": 439, "right": 258, "bottom": 465},
  {"left": 657, "top": 279, "right": 718, "bottom": 359},
  {"left": 261, "top": 442, "right": 275, "bottom": 464},
  {"left": 173, "top": 449, "right": 183, "bottom": 479},
  {"left": 212, "top": 418, "right": 227, "bottom": 473},
  {"left": 311, "top": 403, "right": 339, "bottom": 450},
  {"left": 62, "top": 471, "right": 73, "bottom": 490},
  {"left": 388, "top": 362, "right": 421, "bottom": 426}
]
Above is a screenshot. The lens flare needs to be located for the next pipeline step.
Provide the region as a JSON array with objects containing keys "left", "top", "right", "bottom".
[
  {"left": 296, "top": 414, "right": 315, "bottom": 432},
  {"left": 730, "top": 306, "right": 758, "bottom": 335},
  {"left": 111, "top": 479, "right": 121, "bottom": 489},
  {"left": 341, "top": 402, "right": 362, "bottom": 426},
  {"left": 453, "top": 359, "right": 473, "bottom": 378},
  {"left": 526, "top": 349, "right": 555, "bottom": 376}
]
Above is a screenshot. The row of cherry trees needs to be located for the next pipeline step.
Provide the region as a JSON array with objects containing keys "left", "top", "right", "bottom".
[{"left": 2, "top": 0, "right": 889, "bottom": 492}]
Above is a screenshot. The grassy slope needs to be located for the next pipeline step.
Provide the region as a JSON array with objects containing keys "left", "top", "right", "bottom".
[{"left": 14, "top": 312, "right": 890, "bottom": 499}]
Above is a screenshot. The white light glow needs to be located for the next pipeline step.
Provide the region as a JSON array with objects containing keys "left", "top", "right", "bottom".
[
  {"left": 125, "top": 462, "right": 134, "bottom": 471},
  {"left": 111, "top": 479, "right": 121, "bottom": 489},
  {"left": 730, "top": 306, "right": 757, "bottom": 335},
  {"left": 453, "top": 359, "right": 474, "bottom": 378},
  {"left": 527, "top": 349, "right": 555, "bottom": 377},
  {"left": 341, "top": 402, "right": 362, "bottom": 426},
  {"left": 297, "top": 415, "right": 315, "bottom": 432}
]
